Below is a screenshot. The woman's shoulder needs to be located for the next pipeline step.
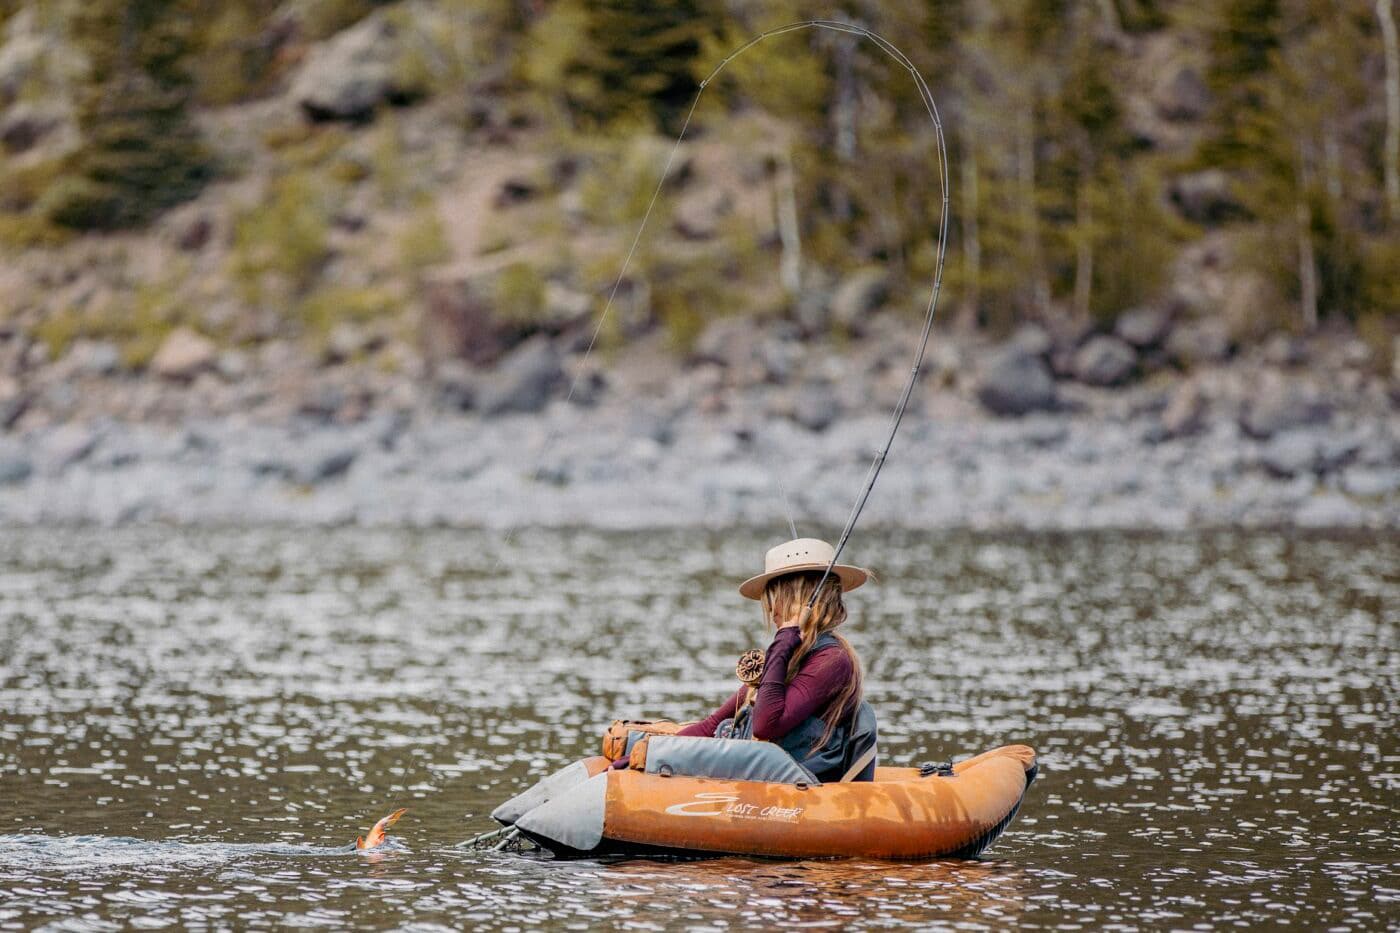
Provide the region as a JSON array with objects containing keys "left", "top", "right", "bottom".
[{"left": 803, "top": 638, "right": 853, "bottom": 675}]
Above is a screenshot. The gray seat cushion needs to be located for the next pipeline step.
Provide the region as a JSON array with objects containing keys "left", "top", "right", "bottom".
[{"left": 643, "top": 735, "right": 820, "bottom": 785}]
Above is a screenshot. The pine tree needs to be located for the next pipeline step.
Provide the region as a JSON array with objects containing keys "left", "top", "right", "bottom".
[
  {"left": 42, "top": 0, "right": 211, "bottom": 230},
  {"left": 524, "top": 0, "right": 720, "bottom": 134},
  {"left": 1198, "top": 0, "right": 1283, "bottom": 169}
]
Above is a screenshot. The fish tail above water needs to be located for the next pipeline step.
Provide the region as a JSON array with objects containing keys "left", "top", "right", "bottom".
[{"left": 355, "top": 808, "right": 406, "bottom": 850}]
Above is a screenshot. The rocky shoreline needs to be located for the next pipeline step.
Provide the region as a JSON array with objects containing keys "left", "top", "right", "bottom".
[{"left": 1, "top": 316, "right": 1396, "bottom": 530}]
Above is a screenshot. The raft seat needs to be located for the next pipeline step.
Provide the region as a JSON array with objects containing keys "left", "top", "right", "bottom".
[{"left": 642, "top": 735, "right": 820, "bottom": 785}]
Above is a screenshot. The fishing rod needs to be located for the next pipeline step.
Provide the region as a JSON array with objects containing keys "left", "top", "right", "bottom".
[
  {"left": 693, "top": 20, "right": 951, "bottom": 611},
  {"left": 494, "top": 21, "right": 949, "bottom": 596}
]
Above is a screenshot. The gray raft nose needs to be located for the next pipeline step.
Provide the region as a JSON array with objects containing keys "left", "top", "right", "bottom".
[
  {"left": 512, "top": 772, "right": 607, "bottom": 855},
  {"left": 491, "top": 759, "right": 597, "bottom": 826}
]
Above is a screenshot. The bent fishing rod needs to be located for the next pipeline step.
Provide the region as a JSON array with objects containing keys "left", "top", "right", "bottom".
[{"left": 494, "top": 20, "right": 950, "bottom": 600}]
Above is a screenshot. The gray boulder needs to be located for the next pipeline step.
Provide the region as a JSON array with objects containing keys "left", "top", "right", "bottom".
[
  {"left": 216, "top": 350, "right": 250, "bottom": 382},
  {"left": 1169, "top": 169, "right": 1243, "bottom": 224},
  {"left": 323, "top": 322, "right": 381, "bottom": 365},
  {"left": 477, "top": 337, "right": 564, "bottom": 416},
  {"left": 0, "top": 10, "right": 49, "bottom": 105},
  {"left": 1009, "top": 323, "right": 1053, "bottom": 358},
  {"left": 248, "top": 435, "right": 358, "bottom": 485},
  {"left": 1240, "top": 389, "right": 1332, "bottom": 440},
  {"left": 1022, "top": 419, "right": 1068, "bottom": 449},
  {"left": 0, "top": 101, "right": 64, "bottom": 153},
  {"left": 1156, "top": 381, "right": 1208, "bottom": 440},
  {"left": 541, "top": 282, "right": 593, "bottom": 325},
  {"left": 38, "top": 424, "right": 97, "bottom": 474},
  {"left": 290, "top": 10, "right": 421, "bottom": 121},
  {"left": 1340, "top": 467, "right": 1400, "bottom": 498},
  {"left": 790, "top": 384, "right": 841, "bottom": 433},
  {"left": 60, "top": 340, "right": 121, "bottom": 377},
  {"left": 757, "top": 338, "right": 800, "bottom": 385},
  {"left": 1072, "top": 336, "right": 1137, "bottom": 386},
  {"left": 1115, "top": 306, "right": 1173, "bottom": 349},
  {"left": 673, "top": 188, "right": 731, "bottom": 240},
  {"left": 1259, "top": 433, "right": 1322, "bottom": 478},
  {"left": 294, "top": 442, "right": 358, "bottom": 485},
  {"left": 1295, "top": 494, "right": 1366, "bottom": 528},
  {"left": 0, "top": 390, "right": 29, "bottom": 430},
  {"left": 1166, "top": 319, "right": 1232, "bottom": 366},
  {"left": 830, "top": 267, "right": 890, "bottom": 332},
  {"left": 0, "top": 440, "right": 30, "bottom": 485},
  {"left": 434, "top": 360, "right": 477, "bottom": 411},
  {"left": 1156, "top": 65, "right": 1210, "bottom": 122},
  {"left": 975, "top": 346, "right": 1057, "bottom": 416},
  {"left": 1262, "top": 333, "right": 1307, "bottom": 367},
  {"left": 692, "top": 316, "right": 747, "bottom": 365}
]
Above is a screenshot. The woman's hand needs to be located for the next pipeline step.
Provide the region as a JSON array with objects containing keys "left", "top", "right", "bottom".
[{"left": 777, "top": 606, "right": 811, "bottom": 630}]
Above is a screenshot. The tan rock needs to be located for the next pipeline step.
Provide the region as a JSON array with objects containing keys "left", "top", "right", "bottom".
[{"left": 150, "top": 328, "right": 216, "bottom": 380}]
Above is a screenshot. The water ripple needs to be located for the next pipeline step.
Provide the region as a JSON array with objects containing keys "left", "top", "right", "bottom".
[{"left": 0, "top": 527, "right": 1395, "bottom": 929}]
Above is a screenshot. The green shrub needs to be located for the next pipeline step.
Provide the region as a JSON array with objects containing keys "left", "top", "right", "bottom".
[
  {"left": 230, "top": 172, "right": 334, "bottom": 305},
  {"left": 1361, "top": 238, "right": 1400, "bottom": 320},
  {"left": 193, "top": 2, "right": 286, "bottom": 105},
  {"left": 298, "top": 0, "right": 384, "bottom": 40},
  {"left": 398, "top": 204, "right": 452, "bottom": 275},
  {"left": 576, "top": 137, "right": 675, "bottom": 228},
  {"left": 1356, "top": 312, "right": 1395, "bottom": 377},
  {"left": 650, "top": 251, "right": 736, "bottom": 354},
  {"left": 30, "top": 278, "right": 189, "bottom": 365},
  {"left": 0, "top": 213, "right": 73, "bottom": 249},
  {"left": 0, "top": 158, "right": 67, "bottom": 213},
  {"left": 493, "top": 262, "right": 546, "bottom": 324},
  {"left": 371, "top": 117, "right": 412, "bottom": 206},
  {"left": 37, "top": 175, "right": 124, "bottom": 230},
  {"left": 272, "top": 125, "right": 353, "bottom": 170},
  {"left": 32, "top": 307, "right": 88, "bottom": 360},
  {"left": 298, "top": 284, "right": 398, "bottom": 336}
]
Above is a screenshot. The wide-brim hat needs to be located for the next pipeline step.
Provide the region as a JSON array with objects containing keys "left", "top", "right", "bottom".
[{"left": 739, "top": 537, "right": 869, "bottom": 600}]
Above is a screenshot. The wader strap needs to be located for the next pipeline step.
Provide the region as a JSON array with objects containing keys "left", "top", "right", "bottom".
[{"left": 839, "top": 744, "right": 877, "bottom": 783}]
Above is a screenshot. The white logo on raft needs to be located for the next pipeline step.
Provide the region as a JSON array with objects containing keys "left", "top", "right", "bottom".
[{"left": 663, "top": 793, "right": 804, "bottom": 823}]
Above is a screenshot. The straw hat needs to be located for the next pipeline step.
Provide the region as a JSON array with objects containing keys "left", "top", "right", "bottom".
[{"left": 739, "top": 538, "right": 869, "bottom": 600}]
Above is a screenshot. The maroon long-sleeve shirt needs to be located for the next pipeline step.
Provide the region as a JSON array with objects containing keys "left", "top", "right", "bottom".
[{"left": 678, "top": 627, "right": 853, "bottom": 741}]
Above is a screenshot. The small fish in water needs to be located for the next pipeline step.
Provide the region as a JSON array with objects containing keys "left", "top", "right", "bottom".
[{"left": 356, "top": 808, "right": 406, "bottom": 850}]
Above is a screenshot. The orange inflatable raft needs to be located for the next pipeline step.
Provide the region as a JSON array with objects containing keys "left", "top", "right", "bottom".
[{"left": 494, "top": 736, "right": 1037, "bottom": 860}]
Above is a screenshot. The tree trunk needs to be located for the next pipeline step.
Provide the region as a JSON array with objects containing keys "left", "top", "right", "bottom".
[
  {"left": 1379, "top": 0, "right": 1400, "bottom": 222},
  {"left": 1016, "top": 105, "right": 1050, "bottom": 314},
  {"left": 1323, "top": 127, "right": 1343, "bottom": 203},
  {"left": 958, "top": 140, "right": 982, "bottom": 330},
  {"left": 1072, "top": 159, "right": 1094, "bottom": 319},
  {"left": 775, "top": 147, "right": 802, "bottom": 296},
  {"left": 1297, "top": 199, "right": 1318, "bottom": 331},
  {"left": 1097, "top": 0, "right": 1124, "bottom": 37},
  {"left": 830, "top": 31, "right": 856, "bottom": 223}
]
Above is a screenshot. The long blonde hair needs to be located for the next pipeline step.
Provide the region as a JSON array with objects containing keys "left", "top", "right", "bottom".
[{"left": 759, "top": 571, "right": 863, "bottom": 751}]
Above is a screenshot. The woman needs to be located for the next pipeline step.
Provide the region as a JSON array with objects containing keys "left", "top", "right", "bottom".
[{"left": 676, "top": 537, "right": 870, "bottom": 783}]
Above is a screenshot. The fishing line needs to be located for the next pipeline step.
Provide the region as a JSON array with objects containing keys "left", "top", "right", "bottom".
[
  {"left": 695, "top": 20, "right": 951, "bottom": 610},
  {"left": 771, "top": 456, "right": 799, "bottom": 540},
  {"left": 492, "top": 20, "right": 949, "bottom": 595},
  {"left": 489, "top": 96, "right": 701, "bottom": 571}
]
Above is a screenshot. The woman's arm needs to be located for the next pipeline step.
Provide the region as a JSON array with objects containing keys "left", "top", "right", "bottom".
[
  {"left": 610, "top": 688, "right": 747, "bottom": 768},
  {"left": 676, "top": 687, "right": 745, "bottom": 738},
  {"left": 750, "top": 628, "right": 852, "bottom": 741}
]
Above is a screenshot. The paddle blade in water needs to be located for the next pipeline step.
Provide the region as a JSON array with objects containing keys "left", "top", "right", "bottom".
[{"left": 356, "top": 808, "right": 406, "bottom": 850}]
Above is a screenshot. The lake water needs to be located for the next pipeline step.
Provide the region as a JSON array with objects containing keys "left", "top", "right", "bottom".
[{"left": 1, "top": 527, "right": 1395, "bottom": 930}]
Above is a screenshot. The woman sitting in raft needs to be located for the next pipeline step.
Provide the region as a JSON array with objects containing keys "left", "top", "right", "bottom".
[{"left": 615, "top": 538, "right": 874, "bottom": 783}]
